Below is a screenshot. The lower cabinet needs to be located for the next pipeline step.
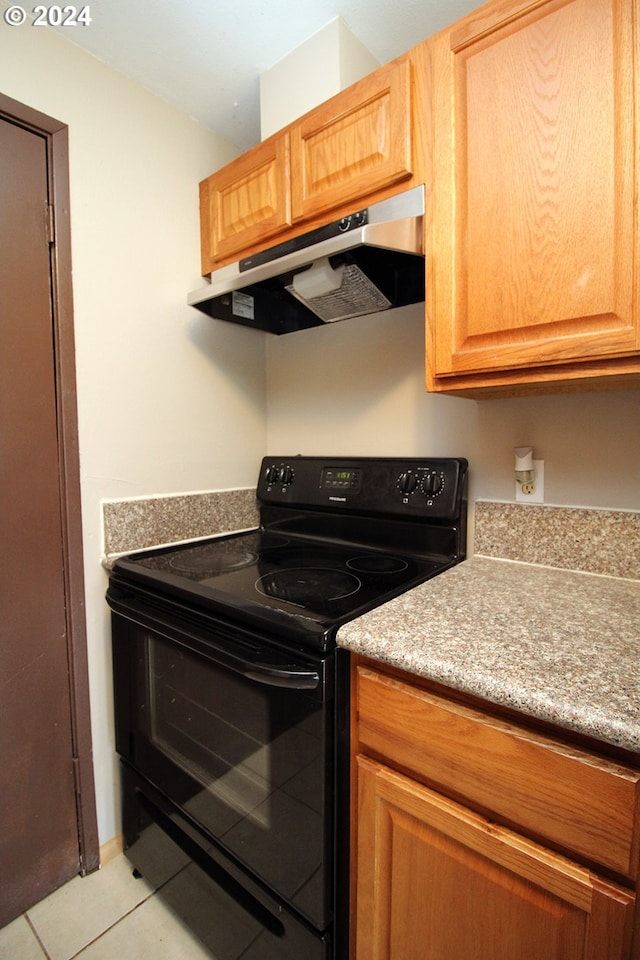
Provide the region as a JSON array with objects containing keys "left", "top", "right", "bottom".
[
  {"left": 356, "top": 757, "right": 634, "bottom": 959},
  {"left": 351, "top": 657, "right": 640, "bottom": 960}
]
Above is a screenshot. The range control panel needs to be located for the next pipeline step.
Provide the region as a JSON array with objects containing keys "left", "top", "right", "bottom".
[{"left": 258, "top": 456, "right": 468, "bottom": 521}]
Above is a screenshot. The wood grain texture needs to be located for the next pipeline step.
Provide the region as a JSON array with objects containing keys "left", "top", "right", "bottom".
[
  {"left": 199, "top": 132, "right": 291, "bottom": 272},
  {"left": 198, "top": 45, "right": 428, "bottom": 273},
  {"left": 355, "top": 755, "right": 636, "bottom": 960},
  {"left": 355, "top": 664, "right": 640, "bottom": 880},
  {"left": 427, "top": 0, "right": 639, "bottom": 394},
  {"left": 290, "top": 56, "right": 413, "bottom": 221}
]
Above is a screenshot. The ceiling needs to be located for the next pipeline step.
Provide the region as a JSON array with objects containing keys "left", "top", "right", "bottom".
[{"left": 23, "top": 0, "right": 481, "bottom": 150}]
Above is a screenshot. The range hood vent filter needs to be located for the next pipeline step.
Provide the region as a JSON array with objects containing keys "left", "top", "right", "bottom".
[{"left": 286, "top": 257, "right": 391, "bottom": 322}]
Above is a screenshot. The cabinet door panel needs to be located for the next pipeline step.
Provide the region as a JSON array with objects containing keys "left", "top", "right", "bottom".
[
  {"left": 430, "top": 0, "right": 638, "bottom": 378},
  {"left": 355, "top": 757, "right": 635, "bottom": 960},
  {"left": 199, "top": 135, "right": 291, "bottom": 272},
  {"left": 290, "top": 58, "right": 413, "bottom": 223}
]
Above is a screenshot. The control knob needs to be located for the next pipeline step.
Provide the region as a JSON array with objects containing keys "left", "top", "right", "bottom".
[
  {"left": 422, "top": 472, "right": 444, "bottom": 497},
  {"left": 338, "top": 210, "right": 366, "bottom": 232},
  {"left": 265, "top": 465, "right": 280, "bottom": 484},
  {"left": 397, "top": 471, "right": 418, "bottom": 495}
]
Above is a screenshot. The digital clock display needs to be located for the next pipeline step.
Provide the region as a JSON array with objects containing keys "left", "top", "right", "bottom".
[{"left": 321, "top": 466, "right": 362, "bottom": 491}]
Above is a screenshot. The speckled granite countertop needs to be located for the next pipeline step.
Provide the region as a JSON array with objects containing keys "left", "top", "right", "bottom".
[{"left": 337, "top": 557, "right": 640, "bottom": 754}]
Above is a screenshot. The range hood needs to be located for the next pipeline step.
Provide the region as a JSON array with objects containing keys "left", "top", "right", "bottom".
[{"left": 188, "top": 185, "right": 425, "bottom": 335}]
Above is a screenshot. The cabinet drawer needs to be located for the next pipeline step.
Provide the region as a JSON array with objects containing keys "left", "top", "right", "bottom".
[{"left": 355, "top": 664, "right": 640, "bottom": 879}]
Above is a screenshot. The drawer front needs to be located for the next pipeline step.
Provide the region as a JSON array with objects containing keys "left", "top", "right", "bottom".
[{"left": 355, "top": 664, "right": 640, "bottom": 879}]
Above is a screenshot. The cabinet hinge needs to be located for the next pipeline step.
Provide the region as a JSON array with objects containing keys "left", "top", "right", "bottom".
[{"left": 46, "top": 202, "right": 55, "bottom": 245}]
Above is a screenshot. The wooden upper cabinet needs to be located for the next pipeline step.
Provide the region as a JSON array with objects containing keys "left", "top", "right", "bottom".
[
  {"left": 198, "top": 48, "right": 424, "bottom": 275},
  {"left": 427, "top": 0, "right": 640, "bottom": 394},
  {"left": 289, "top": 56, "right": 413, "bottom": 223},
  {"left": 199, "top": 133, "right": 291, "bottom": 274}
]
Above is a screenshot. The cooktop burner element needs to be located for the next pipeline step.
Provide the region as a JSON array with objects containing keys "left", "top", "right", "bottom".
[
  {"left": 112, "top": 456, "right": 468, "bottom": 650},
  {"left": 169, "top": 542, "right": 258, "bottom": 575},
  {"left": 256, "top": 568, "right": 362, "bottom": 608}
]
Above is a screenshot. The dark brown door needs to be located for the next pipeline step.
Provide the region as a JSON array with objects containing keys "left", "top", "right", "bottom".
[{"left": 0, "top": 114, "right": 88, "bottom": 926}]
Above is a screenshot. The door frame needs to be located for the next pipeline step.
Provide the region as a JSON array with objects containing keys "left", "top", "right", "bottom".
[{"left": 0, "top": 92, "right": 99, "bottom": 874}]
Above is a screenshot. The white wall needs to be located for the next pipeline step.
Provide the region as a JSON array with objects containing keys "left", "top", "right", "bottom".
[
  {"left": 0, "top": 25, "right": 268, "bottom": 844},
  {"left": 266, "top": 304, "right": 640, "bottom": 512},
  {"left": 260, "top": 17, "right": 379, "bottom": 139}
]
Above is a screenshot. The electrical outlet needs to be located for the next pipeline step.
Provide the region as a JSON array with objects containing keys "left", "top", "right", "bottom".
[{"left": 515, "top": 460, "right": 544, "bottom": 503}]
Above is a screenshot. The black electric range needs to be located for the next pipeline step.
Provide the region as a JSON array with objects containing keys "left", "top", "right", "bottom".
[
  {"left": 107, "top": 456, "right": 467, "bottom": 960},
  {"left": 110, "top": 456, "right": 468, "bottom": 651}
]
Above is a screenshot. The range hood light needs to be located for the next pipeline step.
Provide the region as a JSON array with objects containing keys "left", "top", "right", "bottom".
[
  {"left": 291, "top": 257, "right": 344, "bottom": 298},
  {"left": 286, "top": 257, "right": 392, "bottom": 323}
]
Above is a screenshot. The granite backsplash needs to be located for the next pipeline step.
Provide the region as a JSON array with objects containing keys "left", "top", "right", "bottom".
[
  {"left": 102, "top": 489, "right": 639, "bottom": 583},
  {"left": 474, "top": 501, "right": 640, "bottom": 581},
  {"left": 102, "top": 488, "right": 259, "bottom": 558}
]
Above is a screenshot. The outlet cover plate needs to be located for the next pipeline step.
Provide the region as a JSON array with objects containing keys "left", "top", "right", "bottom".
[{"left": 515, "top": 459, "right": 544, "bottom": 503}]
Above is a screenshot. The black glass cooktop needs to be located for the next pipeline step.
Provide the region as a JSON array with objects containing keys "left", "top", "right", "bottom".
[
  {"left": 113, "top": 527, "right": 449, "bottom": 648},
  {"left": 111, "top": 457, "right": 468, "bottom": 650}
]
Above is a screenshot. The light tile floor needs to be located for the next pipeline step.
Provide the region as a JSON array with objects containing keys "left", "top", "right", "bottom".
[{"left": 0, "top": 853, "right": 212, "bottom": 960}]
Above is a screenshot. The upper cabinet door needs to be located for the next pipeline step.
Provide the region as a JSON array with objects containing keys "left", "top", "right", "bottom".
[
  {"left": 199, "top": 134, "right": 291, "bottom": 274},
  {"left": 429, "top": 0, "right": 638, "bottom": 381},
  {"left": 290, "top": 57, "right": 414, "bottom": 223}
]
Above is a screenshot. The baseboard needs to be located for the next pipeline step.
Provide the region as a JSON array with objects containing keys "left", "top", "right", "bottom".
[{"left": 99, "top": 834, "right": 123, "bottom": 865}]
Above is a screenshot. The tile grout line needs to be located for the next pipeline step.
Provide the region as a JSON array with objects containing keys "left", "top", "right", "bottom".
[
  {"left": 66, "top": 890, "right": 159, "bottom": 960},
  {"left": 25, "top": 915, "right": 52, "bottom": 960},
  {"left": 18, "top": 855, "right": 193, "bottom": 960},
  {"left": 25, "top": 883, "right": 158, "bottom": 960}
]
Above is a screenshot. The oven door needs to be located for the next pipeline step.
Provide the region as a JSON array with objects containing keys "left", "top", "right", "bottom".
[{"left": 108, "top": 580, "right": 334, "bottom": 933}]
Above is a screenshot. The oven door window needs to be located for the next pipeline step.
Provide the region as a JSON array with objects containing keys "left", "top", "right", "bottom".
[{"left": 121, "top": 624, "right": 332, "bottom": 929}]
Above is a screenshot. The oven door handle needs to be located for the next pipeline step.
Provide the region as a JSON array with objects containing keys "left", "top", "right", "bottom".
[
  {"left": 242, "top": 663, "right": 320, "bottom": 690},
  {"left": 107, "top": 589, "right": 323, "bottom": 692}
]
